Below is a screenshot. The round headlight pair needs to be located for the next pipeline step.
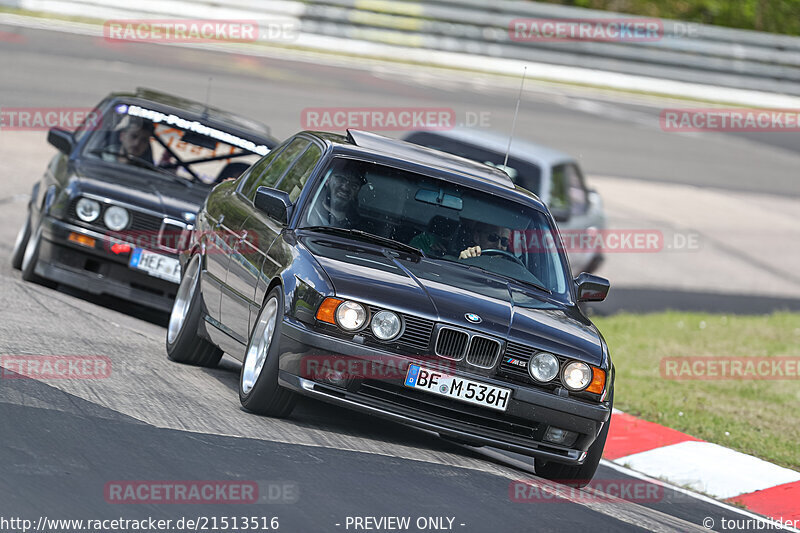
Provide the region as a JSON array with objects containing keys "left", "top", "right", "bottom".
[
  {"left": 75, "top": 198, "right": 129, "bottom": 231},
  {"left": 334, "top": 301, "right": 401, "bottom": 341},
  {"left": 527, "top": 352, "right": 592, "bottom": 391}
]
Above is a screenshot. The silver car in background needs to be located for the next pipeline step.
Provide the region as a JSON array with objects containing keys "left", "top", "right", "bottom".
[{"left": 404, "top": 128, "right": 605, "bottom": 275}]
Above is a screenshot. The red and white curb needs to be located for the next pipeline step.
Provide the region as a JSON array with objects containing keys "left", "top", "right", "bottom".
[{"left": 604, "top": 410, "right": 800, "bottom": 522}]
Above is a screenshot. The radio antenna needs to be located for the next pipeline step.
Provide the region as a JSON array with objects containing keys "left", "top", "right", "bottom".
[
  {"left": 202, "top": 76, "right": 213, "bottom": 118},
  {"left": 503, "top": 66, "right": 527, "bottom": 168}
]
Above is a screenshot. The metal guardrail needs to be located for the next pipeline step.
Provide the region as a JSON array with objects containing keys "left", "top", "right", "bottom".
[
  {"left": 294, "top": 0, "right": 800, "bottom": 95},
  {"left": 4, "top": 0, "right": 800, "bottom": 96}
]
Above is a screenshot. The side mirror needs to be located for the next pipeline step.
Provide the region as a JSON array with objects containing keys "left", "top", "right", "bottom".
[
  {"left": 574, "top": 272, "right": 610, "bottom": 302},
  {"left": 48, "top": 128, "right": 74, "bottom": 155},
  {"left": 551, "top": 207, "right": 571, "bottom": 223},
  {"left": 254, "top": 186, "right": 292, "bottom": 225}
]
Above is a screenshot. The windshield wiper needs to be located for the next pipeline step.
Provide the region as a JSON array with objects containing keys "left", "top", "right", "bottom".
[
  {"left": 434, "top": 257, "right": 552, "bottom": 295},
  {"left": 89, "top": 148, "right": 193, "bottom": 187},
  {"left": 300, "top": 226, "right": 426, "bottom": 258}
]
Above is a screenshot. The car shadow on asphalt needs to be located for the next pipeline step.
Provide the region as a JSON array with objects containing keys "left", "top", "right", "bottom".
[
  {"left": 201, "top": 355, "right": 491, "bottom": 462},
  {"left": 55, "top": 284, "right": 170, "bottom": 326}
]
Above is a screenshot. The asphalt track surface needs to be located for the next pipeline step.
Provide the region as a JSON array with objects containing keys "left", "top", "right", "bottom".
[{"left": 0, "top": 21, "right": 798, "bottom": 533}]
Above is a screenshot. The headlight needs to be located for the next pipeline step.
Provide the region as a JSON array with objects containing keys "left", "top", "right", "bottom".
[
  {"left": 75, "top": 198, "right": 100, "bottom": 222},
  {"left": 335, "top": 301, "right": 367, "bottom": 331},
  {"left": 371, "top": 310, "right": 401, "bottom": 340},
  {"left": 562, "top": 361, "right": 592, "bottom": 390},
  {"left": 528, "top": 352, "right": 559, "bottom": 382},
  {"left": 103, "top": 206, "right": 130, "bottom": 231}
]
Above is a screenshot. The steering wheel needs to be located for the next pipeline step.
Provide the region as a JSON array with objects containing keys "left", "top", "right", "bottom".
[{"left": 480, "top": 249, "right": 526, "bottom": 267}]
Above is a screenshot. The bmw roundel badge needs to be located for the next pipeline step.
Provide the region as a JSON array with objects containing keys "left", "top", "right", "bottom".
[{"left": 465, "top": 313, "right": 481, "bottom": 324}]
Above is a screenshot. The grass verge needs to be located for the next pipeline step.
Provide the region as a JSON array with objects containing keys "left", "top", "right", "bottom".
[{"left": 593, "top": 312, "right": 800, "bottom": 471}]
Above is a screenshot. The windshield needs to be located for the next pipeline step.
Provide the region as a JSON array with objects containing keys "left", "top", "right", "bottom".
[
  {"left": 82, "top": 102, "right": 265, "bottom": 185},
  {"left": 405, "top": 132, "right": 542, "bottom": 194},
  {"left": 299, "top": 157, "right": 571, "bottom": 299}
]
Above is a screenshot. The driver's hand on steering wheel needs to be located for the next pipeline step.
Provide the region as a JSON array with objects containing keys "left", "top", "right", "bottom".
[{"left": 459, "top": 245, "right": 482, "bottom": 259}]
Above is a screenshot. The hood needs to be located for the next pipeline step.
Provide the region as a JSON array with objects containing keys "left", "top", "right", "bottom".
[
  {"left": 71, "top": 159, "right": 209, "bottom": 220},
  {"left": 301, "top": 234, "right": 603, "bottom": 365}
]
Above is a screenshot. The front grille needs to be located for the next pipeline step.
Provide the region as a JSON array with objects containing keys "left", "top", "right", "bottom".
[
  {"left": 502, "top": 342, "right": 534, "bottom": 373},
  {"left": 435, "top": 328, "right": 468, "bottom": 360},
  {"left": 466, "top": 336, "right": 501, "bottom": 368},
  {"left": 399, "top": 314, "right": 434, "bottom": 351},
  {"left": 129, "top": 211, "right": 164, "bottom": 232},
  {"left": 159, "top": 220, "right": 188, "bottom": 251}
]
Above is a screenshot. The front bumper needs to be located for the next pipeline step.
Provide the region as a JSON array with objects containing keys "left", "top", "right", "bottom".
[
  {"left": 278, "top": 318, "right": 611, "bottom": 465},
  {"left": 36, "top": 216, "right": 178, "bottom": 312}
]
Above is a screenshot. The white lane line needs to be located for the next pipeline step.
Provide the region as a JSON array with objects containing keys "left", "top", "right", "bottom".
[
  {"left": 601, "top": 460, "right": 800, "bottom": 533},
  {"left": 615, "top": 441, "right": 800, "bottom": 500}
]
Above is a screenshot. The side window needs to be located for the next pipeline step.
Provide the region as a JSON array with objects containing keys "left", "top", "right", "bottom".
[
  {"left": 566, "top": 164, "right": 589, "bottom": 215},
  {"left": 239, "top": 148, "right": 281, "bottom": 199},
  {"left": 241, "top": 138, "right": 309, "bottom": 201},
  {"left": 549, "top": 165, "right": 570, "bottom": 212},
  {"left": 72, "top": 104, "right": 104, "bottom": 143},
  {"left": 276, "top": 144, "right": 323, "bottom": 202}
]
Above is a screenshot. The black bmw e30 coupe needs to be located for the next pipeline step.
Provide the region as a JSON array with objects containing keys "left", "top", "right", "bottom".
[
  {"left": 166, "top": 129, "right": 613, "bottom": 485},
  {"left": 11, "top": 88, "right": 278, "bottom": 312}
]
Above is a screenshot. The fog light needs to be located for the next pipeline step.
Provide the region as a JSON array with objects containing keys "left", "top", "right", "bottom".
[
  {"left": 320, "top": 369, "right": 350, "bottom": 388},
  {"left": 543, "top": 426, "right": 578, "bottom": 447}
]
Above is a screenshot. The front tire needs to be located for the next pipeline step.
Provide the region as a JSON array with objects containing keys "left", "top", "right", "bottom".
[
  {"left": 11, "top": 210, "right": 32, "bottom": 270},
  {"left": 166, "top": 254, "right": 222, "bottom": 367},
  {"left": 20, "top": 224, "right": 51, "bottom": 286},
  {"left": 534, "top": 406, "right": 611, "bottom": 488},
  {"left": 239, "top": 286, "right": 297, "bottom": 417}
]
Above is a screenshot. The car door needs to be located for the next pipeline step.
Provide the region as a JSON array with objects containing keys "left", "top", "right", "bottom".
[
  {"left": 551, "top": 162, "right": 596, "bottom": 274},
  {"left": 200, "top": 184, "right": 236, "bottom": 323},
  {"left": 250, "top": 141, "right": 324, "bottom": 331},
  {"left": 221, "top": 137, "right": 310, "bottom": 344}
]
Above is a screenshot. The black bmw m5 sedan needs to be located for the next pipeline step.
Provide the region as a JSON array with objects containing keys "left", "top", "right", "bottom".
[{"left": 166, "top": 129, "right": 613, "bottom": 486}]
